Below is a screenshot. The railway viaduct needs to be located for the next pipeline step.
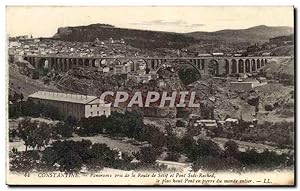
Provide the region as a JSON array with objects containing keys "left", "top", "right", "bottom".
[{"left": 9, "top": 54, "right": 288, "bottom": 76}]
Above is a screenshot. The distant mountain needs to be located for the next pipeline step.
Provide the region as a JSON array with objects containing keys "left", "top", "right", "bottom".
[
  {"left": 186, "top": 25, "right": 293, "bottom": 44},
  {"left": 53, "top": 24, "right": 199, "bottom": 50},
  {"left": 52, "top": 24, "right": 293, "bottom": 51}
]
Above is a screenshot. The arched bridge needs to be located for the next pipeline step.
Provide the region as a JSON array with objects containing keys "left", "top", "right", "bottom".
[{"left": 10, "top": 54, "right": 292, "bottom": 76}]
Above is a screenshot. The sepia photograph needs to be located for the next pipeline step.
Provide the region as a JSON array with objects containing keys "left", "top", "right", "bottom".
[{"left": 5, "top": 6, "right": 295, "bottom": 186}]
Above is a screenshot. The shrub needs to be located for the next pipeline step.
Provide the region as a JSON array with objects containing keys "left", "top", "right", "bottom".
[
  {"left": 136, "top": 146, "right": 161, "bottom": 164},
  {"left": 264, "top": 104, "right": 273, "bottom": 111},
  {"left": 165, "top": 151, "right": 180, "bottom": 162}
]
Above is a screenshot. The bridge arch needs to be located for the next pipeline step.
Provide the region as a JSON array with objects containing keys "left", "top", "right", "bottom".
[
  {"left": 123, "top": 59, "right": 135, "bottom": 71},
  {"left": 261, "top": 59, "right": 265, "bottom": 67},
  {"left": 208, "top": 59, "right": 219, "bottom": 76},
  {"left": 231, "top": 59, "right": 238, "bottom": 73},
  {"left": 245, "top": 59, "right": 251, "bottom": 73},
  {"left": 134, "top": 59, "right": 148, "bottom": 71},
  {"left": 224, "top": 59, "right": 230, "bottom": 75},
  {"left": 110, "top": 59, "right": 122, "bottom": 65},
  {"left": 37, "top": 58, "right": 48, "bottom": 70},
  {"left": 238, "top": 59, "right": 244, "bottom": 73},
  {"left": 251, "top": 59, "right": 256, "bottom": 71},
  {"left": 257, "top": 59, "right": 261, "bottom": 69},
  {"left": 84, "top": 59, "right": 90, "bottom": 67},
  {"left": 78, "top": 59, "right": 83, "bottom": 66},
  {"left": 156, "top": 59, "right": 203, "bottom": 76}
]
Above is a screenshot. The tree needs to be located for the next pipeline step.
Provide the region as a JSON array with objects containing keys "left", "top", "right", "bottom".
[
  {"left": 57, "top": 150, "right": 83, "bottom": 172},
  {"left": 165, "top": 134, "right": 182, "bottom": 152},
  {"left": 178, "top": 67, "right": 201, "bottom": 85},
  {"left": 87, "top": 143, "right": 118, "bottom": 168},
  {"left": 66, "top": 116, "right": 78, "bottom": 127},
  {"left": 34, "top": 122, "right": 52, "bottom": 150},
  {"left": 77, "top": 115, "right": 106, "bottom": 136},
  {"left": 136, "top": 146, "right": 161, "bottom": 164},
  {"left": 9, "top": 150, "right": 40, "bottom": 172},
  {"left": 41, "top": 140, "right": 92, "bottom": 172},
  {"left": 17, "top": 118, "right": 37, "bottom": 151},
  {"left": 53, "top": 122, "right": 74, "bottom": 138},
  {"left": 165, "top": 151, "right": 180, "bottom": 162},
  {"left": 224, "top": 140, "right": 239, "bottom": 157},
  {"left": 139, "top": 125, "right": 166, "bottom": 148},
  {"left": 16, "top": 118, "right": 52, "bottom": 151},
  {"left": 187, "top": 138, "right": 222, "bottom": 161},
  {"left": 192, "top": 155, "right": 241, "bottom": 172}
]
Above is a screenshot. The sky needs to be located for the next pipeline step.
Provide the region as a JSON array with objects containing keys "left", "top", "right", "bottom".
[{"left": 6, "top": 6, "right": 294, "bottom": 37}]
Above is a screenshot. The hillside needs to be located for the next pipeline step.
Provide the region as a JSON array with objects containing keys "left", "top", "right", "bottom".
[
  {"left": 53, "top": 24, "right": 198, "bottom": 50},
  {"left": 52, "top": 24, "right": 293, "bottom": 53},
  {"left": 186, "top": 25, "right": 293, "bottom": 44},
  {"left": 9, "top": 64, "right": 61, "bottom": 98}
]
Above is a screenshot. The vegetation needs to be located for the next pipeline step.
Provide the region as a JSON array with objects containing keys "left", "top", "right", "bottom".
[
  {"left": 16, "top": 118, "right": 52, "bottom": 151},
  {"left": 178, "top": 67, "right": 201, "bottom": 85},
  {"left": 77, "top": 111, "right": 143, "bottom": 139},
  {"left": 189, "top": 138, "right": 293, "bottom": 172},
  {"left": 9, "top": 99, "right": 64, "bottom": 120}
]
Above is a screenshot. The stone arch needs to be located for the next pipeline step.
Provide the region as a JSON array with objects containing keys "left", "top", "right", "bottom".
[
  {"left": 94, "top": 59, "right": 101, "bottom": 67},
  {"left": 27, "top": 57, "right": 36, "bottom": 68},
  {"left": 65, "top": 58, "right": 69, "bottom": 71},
  {"left": 245, "top": 59, "right": 251, "bottom": 73},
  {"left": 50, "top": 58, "right": 55, "bottom": 69},
  {"left": 54, "top": 58, "right": 59, "bottom": 70},
  {"left": 131, "top": 59, "right": 146, "bottom": 71},
  {"left": 238, "top": 59, "right": 244, "bottom": 73},
  {"left": 251, "top": 59, "right": 256, "bottom": 71},
  {"left": 60, "top": 58, "right": 65, "bottom": 71},
  {"left": 224, "top": 59, "right": 230, "bottom": 75},
  {"left": 78, "top": 59, "right": 83, "bottom": 66},
  {"left": 231, "top": 59, "right": 238, "bottom": 73},
  {"left": 112, "top": 59, "right": 122, "bottom": 65},
  {"left": 264, "top": 59, "right": 267, "bottom": 64},
  {"left": 84, "top": 59, "right": 90, "bottom": 67},
  {"left": 190, "top": 59, "right": 200, "bottom": 70},
  {"left": 261, "top": 59, "right": 265, "bottom": 67},
  {"left": 208, "top": 59, "right": 219, "bottom": 76},
  {"left": 257, "top": 59, "right": 261, "bottom": 69},
  {"left": 91, "top": 59, "right": 96, "bottom": 67},
  {"left": 100, "top": 59, "right": 107, "bottom": 66},
  {"left": 150, "top": 59, "right": 156, "bottom": 70},
  {"left": 141, "top": 59, "right": 151, "bottom": 70},
  {"left": 124, "top": 59, "right": 135, "bottom": 71},
  {"left": 67, "top": 58, "right": 73, "bottom": 69},
  {"left": 37, "top": 58, "right": 48, "bottom": 69},
  {"left": 175, "top": 59, "right": 204, "bottom": 78},
  {"left": 72, "top": 58, "right": 77, "bottom": 66},
  {"left": 59, "top": 58, "right": 64, "bottom": 71},
  {"left": 156, "top": 59, "right": 202, "bottom": 76}
]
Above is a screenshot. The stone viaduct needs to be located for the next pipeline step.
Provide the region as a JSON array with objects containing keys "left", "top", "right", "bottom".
[{"left": 10, "top": 54, "right": 280, "bottom": 76}]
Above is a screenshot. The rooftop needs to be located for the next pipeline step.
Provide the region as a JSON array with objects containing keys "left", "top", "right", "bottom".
[{"left": 28, "top": 91, "right": 105, "bottom": 105}]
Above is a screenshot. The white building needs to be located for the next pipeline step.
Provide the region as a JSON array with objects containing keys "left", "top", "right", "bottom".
[{"left": 28, "top": 91, "right": 111, "bottom": 119}]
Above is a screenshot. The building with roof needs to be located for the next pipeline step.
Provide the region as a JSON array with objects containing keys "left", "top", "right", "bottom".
[{"left": 28, "top": 91, "right": 111, "bottom": 119}]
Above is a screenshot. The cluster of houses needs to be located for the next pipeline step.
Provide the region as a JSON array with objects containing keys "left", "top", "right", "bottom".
[
  {"left": 189, "top": 116, "right": 257, "bottom": 136},
  {"left": 8, "top": 36, "right": 139, "bottom": 58}
]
